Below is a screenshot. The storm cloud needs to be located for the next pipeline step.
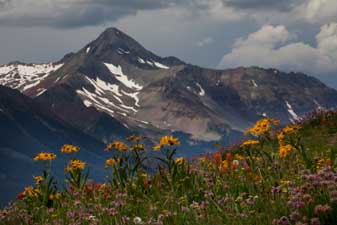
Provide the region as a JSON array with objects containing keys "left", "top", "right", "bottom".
[
  {"left": 222, "top": 0, "right": 302, "bottom": 11},
  {"left": 0, "top": 0, "right": 214, "bottom": 28}
]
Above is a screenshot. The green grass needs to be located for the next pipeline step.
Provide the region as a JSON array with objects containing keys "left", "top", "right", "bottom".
[{"left": 1, "top": 110, "right": 337, "bottom": 225}]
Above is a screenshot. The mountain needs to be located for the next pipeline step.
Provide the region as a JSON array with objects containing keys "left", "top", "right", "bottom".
[
  {"left": 0, "top": 85, "right": 108, "bottom": 205},
  {"left": 1, "top": 27, "right": 337, "bottom": 144}
]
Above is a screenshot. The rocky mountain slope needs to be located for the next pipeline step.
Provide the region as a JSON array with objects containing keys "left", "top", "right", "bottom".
[
  {"left": 1, "top": 28, "right": 337, "bottom": 143},
  {"left": 0, "top": 85, "right": 107, "bottom": 205}
]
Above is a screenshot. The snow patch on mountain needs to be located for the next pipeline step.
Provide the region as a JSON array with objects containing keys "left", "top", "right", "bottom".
[
  {"left": 138, "top": 57, "right": 146, "bottom": 64},
  {"left": 104, "top": 63, "right": 143, "bottom": 91},
  {"left": 153, "top": 61, "right": 169, "bottom": 69},
  {"left": 0, "top": 63, "right": 63, "bottom": 93},
  {"left": 252, "top": 80, "right": 258, "bottom": 87},
  {"left": 196, "top": 83, "right": 205, "bottom": 96},
  {"left": 286, "top": 101, "right": 299, "bottom": 122},
  {"left": 117, "top": 48, "right": 130, "bottom": 55},
  {"left": 121, "top": 90, "right": 140, "bottom": 107}
]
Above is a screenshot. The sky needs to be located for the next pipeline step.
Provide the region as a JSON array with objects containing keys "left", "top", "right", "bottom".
[{"left": 0, "top": 0, "right": 337, "bottom": 88}]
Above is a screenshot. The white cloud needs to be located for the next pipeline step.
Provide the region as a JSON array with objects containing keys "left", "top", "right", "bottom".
[
  {"left": 218, "top": 23, "right": 337, "bottom": 75},
  {"left": 303, "top": 0, "right": 337, "bottom": 24}
]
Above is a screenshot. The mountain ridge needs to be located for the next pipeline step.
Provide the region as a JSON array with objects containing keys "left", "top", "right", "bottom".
[{"left": 0, "top": 27, "right": 337, "bottom": 143}]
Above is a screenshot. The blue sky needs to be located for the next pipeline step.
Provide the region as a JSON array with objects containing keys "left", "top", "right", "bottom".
[{"left": 0, "top": 0, "right": 336, "bottom": 88}]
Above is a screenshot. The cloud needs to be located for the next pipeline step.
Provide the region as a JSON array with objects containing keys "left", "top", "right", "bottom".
[
  {"left": 0, "top": 0, "right": 244, "bottom": 28},
  {"left": 302, "top": 0, "right": 337, "bottom": 24},
  {"left": 222, "top": 0, "right": 300, "bottom": 11},
  {"left": 218, "top": 23, "right": 337, "bottom": 75},
  {"left": 0, "top": 0, "right": 184, "bottom": 28}
]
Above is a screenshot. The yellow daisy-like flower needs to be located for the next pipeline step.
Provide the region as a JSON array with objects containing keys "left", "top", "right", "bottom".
[
  {"left": 153, "top": 135, "right": 180, "bottom": 150},
  {"left": 153, "top": 144, "right": 161, "bottom": 151},
  {"left": 23, "top": 186, "right": 40, "bottom": 197},
  {"left": 33, "top": 152, "right": 57, "bottom": 161},
  {"left": 33, "top": 176, "right": 43, "bottom": 185},
  {"left": 199, "top": 156, "right": 207, "bottom": 163},
  {"left": 175, "top": 157, "right": 185, "bottom": 165},
  {"left": 55, "top": 192, "right": 61, "bottom": 200},
  {"left": 105, "top": 158, "right": 120, "bottom": 168},
  {"left": 130, "top": 144, "right": 145, "bottom": 151},
  {"left": 234, "top": 154, "right": 244, "bottom": 160},
  {"left": 244, "top": 118, "right": 280, "bottom": 137},
  {"left": 278, "top": 144, "right": 295, "bottom": 158},
  {"left": 66, "top": 159, "right": 86, "bottom": 171},
  {"left": 139, "top": 173, "right": 149, "bottom": 178},
  {"left": 282, "top": 124, "right": 302, "bottom": 135},
  {"left": 105, "top": 141, "right": 129, "bottom": 152},
  {"left": 60, "top": 144, "right": 80, "bottom": 154},
  {"left": 240, "top": 139, "right": 260, "bottom": 147},
  {"left": 126, "top": 135, "right": 146, "bottom": 143}
]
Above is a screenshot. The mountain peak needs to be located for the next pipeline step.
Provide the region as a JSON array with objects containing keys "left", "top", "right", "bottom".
[
  {"left": 86, "top": 27, "right": 148, "bottom": 57},
  {"left": 81, "top": 27, "right": 184, "bottom": 67}
]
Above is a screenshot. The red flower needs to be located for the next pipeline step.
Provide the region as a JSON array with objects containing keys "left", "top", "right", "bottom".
[
  {"left": 226, "top": 153, "right": 232, "bottom": 162},
  {"left": 143, "top": 180, "right": 150, "bottom": 188},
  {"left": 17, "top": 192, "right": 25, "bottom": 200},
  {"left": 213, "top": 152, "right": 222, "bottom": 165},
  {"left": 327, "top": 159, "right": 333, "bottom": 166}
]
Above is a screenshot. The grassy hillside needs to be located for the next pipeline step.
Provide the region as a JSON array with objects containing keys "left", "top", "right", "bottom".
[{"left": 1, "top": 110, "right": 337, "bottom": 225}]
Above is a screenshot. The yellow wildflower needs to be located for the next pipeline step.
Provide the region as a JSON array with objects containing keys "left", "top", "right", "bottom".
[
  {"left": 60, "top": 144, "right": 80, "bottom": 153},
  {"left": 234, "top": 154, "right": 244, "bottom": 160},
  {"left": 282, "top": 124, "right": 302, "bottom": 135},
  {"left": 153, "top": 135, "right": 180, "bottom": 150},
  {"left": 24, "top": 186, "right": 40, "bottom": 197},
  {"left": 66, "top": 159, "right": 86, "bottom": 171},
  {"left": 175, "top": 157, "right": 185, "bottom": 165},
  {"left": 240, "top": 139, "right": 260, "bottom": 147},
  {"left": 277, "top": 132, "right": 285, "bottom": 145},
  {"left": 153, "top": 144, "right": 161, "bottom": 151},
  {"left": 33, "top": 152, "right": 57, "bottom": 161},
  {"left": 199, "top": 156, "right": 207, "bottom": 163},
  {"left": 221, "top": 160, "right": 229, "bottom": 171},
  {"left": 279, "top": 144, "right": 295, "bottom": 158},
  {"left": 33, "top": 176, "right": 43, "bottom": 185},
  {"left": 245, "top": 118, "right": 279, "bottom": 137},
  {"left": 139, "top": 173, "right": 149, "bottom": 178},
  {"left": 49, "top": 194, "right": 54, "bottom": 201},
  {"left": 126, "top": 135, "right": 146, "bottom": 142},
  {"left": 105, "top": 141, "right": 128, "bottom": 152},
  {"left": 105, "top": 158, "right": 120, "bottom": 168},
  {"left": 130, "top": 143, "right": 145, "bottom": 151},
  {"left": 55, "top": 192, "right": 61, "bottom": 200}
]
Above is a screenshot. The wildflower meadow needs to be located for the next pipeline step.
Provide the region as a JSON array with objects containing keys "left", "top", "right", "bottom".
[{"left": 1, "top": 110, "right": 337, "bottom": 225}]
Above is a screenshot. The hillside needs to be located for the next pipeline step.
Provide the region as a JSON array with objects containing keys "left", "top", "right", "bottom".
[{"left": 1, "top": 111, "right": 337, "bottom": 224}]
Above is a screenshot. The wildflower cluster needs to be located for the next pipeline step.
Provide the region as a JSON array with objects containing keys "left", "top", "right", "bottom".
[
  {"left": 244, "top": 118, "right": 280, "bottom": 137},
  {"left": 2, "top": 112, "right": 337, "bottom": 225},
  {"left": 60, "top": 144, "right": 80, "bottom": 153},
  {"left": 33, "top": 152, "right": 57, "bottom": 161}
]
